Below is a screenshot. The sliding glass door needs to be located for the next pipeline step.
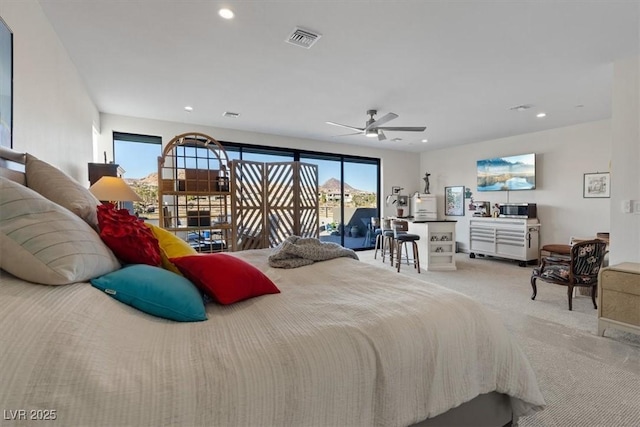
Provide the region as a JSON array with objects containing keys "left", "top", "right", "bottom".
[
  {"left": 113, "top": 132, "right": 380, "bottom": 250},
  {"left": 300, "top": 154, "right": 379, "bottom": 250},
  {"left": 344, "top": 158, "right": 379, "bottom": 249}
]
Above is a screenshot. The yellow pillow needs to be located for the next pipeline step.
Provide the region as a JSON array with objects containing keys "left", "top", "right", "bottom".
[{"left": 145, "top": 224, "right": 197, "bottom": 274}]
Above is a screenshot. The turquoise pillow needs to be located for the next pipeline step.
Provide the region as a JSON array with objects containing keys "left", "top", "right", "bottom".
[{"left": 91, "top": 264, "right": 207, "bottom": 322}]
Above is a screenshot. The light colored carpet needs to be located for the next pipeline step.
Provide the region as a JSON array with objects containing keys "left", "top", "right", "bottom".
[{"left": 358, "top": 250, "right": 640, "bottom": 427}]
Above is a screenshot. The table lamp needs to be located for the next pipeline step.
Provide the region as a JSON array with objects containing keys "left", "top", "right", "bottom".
[{"left": 89, "top": 176, "right": 142, "bottom": 206}]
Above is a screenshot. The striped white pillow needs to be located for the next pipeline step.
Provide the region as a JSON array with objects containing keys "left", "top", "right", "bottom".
[{"left": 0, "top": 177, "right": 121, "bottom": 285}]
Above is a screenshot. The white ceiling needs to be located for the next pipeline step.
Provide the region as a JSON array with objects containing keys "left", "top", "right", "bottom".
[{"left": 38, "top": 0, "right": 639, "bottom": 152}]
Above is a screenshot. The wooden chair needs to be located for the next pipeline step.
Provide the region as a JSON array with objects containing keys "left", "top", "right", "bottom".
[{"left": 530, "top": 239, "right": 608, "bottom": 310}]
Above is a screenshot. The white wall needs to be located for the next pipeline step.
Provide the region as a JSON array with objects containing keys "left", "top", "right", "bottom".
[
  {"left": 420, "top": 120, "right": 612, "bottom": 252},
  {"left": 610, "top": 56, "right": 640, "bottom": 264},
  {"left": 2, "top": 0, "right": 99, "bottom": 183},
  {"left": 97, "top": 113, "right": 420, "bottom": 217}
]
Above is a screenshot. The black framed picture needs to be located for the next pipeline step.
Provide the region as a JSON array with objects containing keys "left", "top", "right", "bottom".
[
  {"left": 445, "top": 186, "right": 465, "bottom": 216},
  {"left": 0, "top": 17, "right": 12, "bottom": 148}
]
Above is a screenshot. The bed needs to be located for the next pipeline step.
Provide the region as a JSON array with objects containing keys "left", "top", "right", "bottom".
[{"left": 0, "top": 146, "right": 544, "bottom": 426}]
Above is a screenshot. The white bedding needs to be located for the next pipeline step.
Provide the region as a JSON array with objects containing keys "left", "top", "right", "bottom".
[{"left": 0, "top": 249, "right": 544, "bottom": 426}]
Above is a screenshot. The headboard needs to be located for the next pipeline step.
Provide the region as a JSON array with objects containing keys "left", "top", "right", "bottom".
[{"left": 0, "top": 146, "right": 26, "bottom": 185}]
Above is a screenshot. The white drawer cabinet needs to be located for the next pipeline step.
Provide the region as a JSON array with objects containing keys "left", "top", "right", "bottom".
[
  {"left": 469, "top": 218, "right": 540, "bottom": 267},
  {"left": 408, "top": 221, "right": 457, "bottom": 271}
]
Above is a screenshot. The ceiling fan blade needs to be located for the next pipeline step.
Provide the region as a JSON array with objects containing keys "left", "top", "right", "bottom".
[
  {"left": 365, "top": 112, "right": 398, "bottom": 130},
  {"left": 377, "top": 130, "right": 387, "bottom": 141},
  {"left": 376, "top": 126, "right": 426, "bottom": 132},
  {"left": 332, "top": 132, "right": 364, "bottom": 137},
  {"left": 326, "top": 121, "right": 364, "bottom": 132}
]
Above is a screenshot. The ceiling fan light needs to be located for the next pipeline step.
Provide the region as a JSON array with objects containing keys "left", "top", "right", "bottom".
[
  {"left": 218, "top": 8, "right": 234, "bottom": 19},
  {"left": 365, "top": 129, "right": 378, "bottom": 138}
]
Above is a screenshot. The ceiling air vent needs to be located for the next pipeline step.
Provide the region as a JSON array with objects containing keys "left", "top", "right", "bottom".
[
  {"left": 509, "top": 104, "right": 533, "bottom": 112},
  {"left": 286, "top": 27, "right": 321, "bottom": 49}
]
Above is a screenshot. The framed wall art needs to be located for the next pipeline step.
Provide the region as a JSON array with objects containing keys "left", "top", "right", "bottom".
[
  {"left": 583, "top": 172, "right": 610, "bottom": 198},
  {"left": 445, "top": 186, "right": 465, "bottom": 216},
  {"left": 0, "top": 17, "right": 12, "bottom": 148}
]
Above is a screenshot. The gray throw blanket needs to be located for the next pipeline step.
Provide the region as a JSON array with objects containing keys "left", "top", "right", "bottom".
[{"left": 268, "top": 236, "right": 359, "bottom": 269}]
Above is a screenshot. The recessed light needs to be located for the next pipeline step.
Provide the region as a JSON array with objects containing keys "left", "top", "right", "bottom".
[
  {"left": 184, "top": 106, "right": 193, "bottom": 112},
  {"left": 421, "top": 139, "right": 428, "bottom": 143},
  {"left": 218, "top": 8, "right": 234, "bottom": 19},
  {"left": 536, "top": 112, "right": 546, "bottom": 118},
  {"left": 222, "top": 111, "right": 240, "bottom": 118}
]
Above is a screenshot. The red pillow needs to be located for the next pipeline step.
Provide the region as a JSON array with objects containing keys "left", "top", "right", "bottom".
[
  {"left": 97, "top": 204, "right": 161, "bottom": 266},
  {"left": 170, "top": 253, "right": 280, "bottom": 305}
]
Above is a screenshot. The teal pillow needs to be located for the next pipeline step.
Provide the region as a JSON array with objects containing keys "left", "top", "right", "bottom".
[{"left": 91, "top": 264, "right": 207, "bottom": 322}]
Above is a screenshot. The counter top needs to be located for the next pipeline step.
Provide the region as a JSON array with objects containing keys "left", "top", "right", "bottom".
[
  {"left": 411, "top": 220, "right": 457, "bottom": 223},
  {"left": 389, "top": 217, "right": 456, "bottom": 223}
]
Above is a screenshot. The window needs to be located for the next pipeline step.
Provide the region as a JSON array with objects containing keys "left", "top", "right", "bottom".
[
  {"left": 220, "top": 143, "right": 381, "bottom": 250},
  {"left": 298, "top": 153, "right": 380, "bottom": 250},
  {"left": 113, "top": 132, "right": 162, "bottom": 218},
  {"left": 113, "top": 132, "right": 381, "bottom": 250}
]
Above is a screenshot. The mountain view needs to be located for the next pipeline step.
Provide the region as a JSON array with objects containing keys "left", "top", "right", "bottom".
[
  {"left": 319, "top": 177, "right": 359, "bottom": 193},
  {"left": 124, "top": 173, "right": 377, "bottom": 218}
]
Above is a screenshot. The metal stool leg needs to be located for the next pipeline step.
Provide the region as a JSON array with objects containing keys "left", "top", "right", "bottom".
[
  {"left": 396, "top": 240, "right": 404, "bottom": 272},
  {"left": 413, "top": 240, "right": 421, "bottom": 274},
  {"left": 382, "top": 234, "right": 393, "bottom": 264},
  {"left": 389, "top": 236, "right": 396, "bottom": 266},
  {"left": 374, "top": 233, "right": 382, "bottom": 259}
]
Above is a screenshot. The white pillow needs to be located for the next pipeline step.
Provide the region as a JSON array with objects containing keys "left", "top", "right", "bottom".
[
  {"left": 25, "top": 153, "right": 100, "bottom": 229},
  {"left": 0, "top": 177, "right": 121, "bottom": 285}
]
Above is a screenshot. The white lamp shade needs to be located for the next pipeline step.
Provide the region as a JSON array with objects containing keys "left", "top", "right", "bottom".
[{"left": 89, "top": 176, "right": 142, "bottom": 202}]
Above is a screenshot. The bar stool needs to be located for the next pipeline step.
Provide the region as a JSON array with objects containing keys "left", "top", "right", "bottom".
[
  {"left": 364, "top": 217, "right": 380, "bottom": 248},
  {"left": 391, "top": 220, "right": 421, "bottom": 273},
  {"left": 374, "top": 218, "right": 394, "bottom": 263}
]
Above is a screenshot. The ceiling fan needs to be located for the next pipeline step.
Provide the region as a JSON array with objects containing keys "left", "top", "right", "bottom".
[{"left": 326, "top": 109, "right": 426, "bottom": 141}]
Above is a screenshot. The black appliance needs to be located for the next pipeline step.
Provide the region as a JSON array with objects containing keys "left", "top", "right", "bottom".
[{"left": 498, "top": 203, "right": 537, "bottom": 219}]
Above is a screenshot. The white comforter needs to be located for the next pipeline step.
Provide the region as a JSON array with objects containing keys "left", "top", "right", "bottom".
[{"left": 0, "top": 249, "right": 544, "bottom": 426}]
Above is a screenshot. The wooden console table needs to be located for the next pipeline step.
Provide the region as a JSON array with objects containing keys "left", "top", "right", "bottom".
[{"left": 598, "top": 262, "right": 640, "bottom": 337}]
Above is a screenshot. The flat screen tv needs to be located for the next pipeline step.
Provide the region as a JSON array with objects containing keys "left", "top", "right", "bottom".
[{"left": 477, "top": 153, "right": 536, "bottom": 191}]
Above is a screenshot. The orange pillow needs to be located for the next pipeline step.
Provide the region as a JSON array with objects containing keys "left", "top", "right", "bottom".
[
  {"left": 97, "top": 204, "right": 161, "bottom": 266},
  {"left": 170, "top": 253, "right": 280, "bottom": 305}
]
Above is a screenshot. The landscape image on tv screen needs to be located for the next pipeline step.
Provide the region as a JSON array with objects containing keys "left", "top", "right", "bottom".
[{"left": 477, "top": 153, "right": 536, "bottom": 191}]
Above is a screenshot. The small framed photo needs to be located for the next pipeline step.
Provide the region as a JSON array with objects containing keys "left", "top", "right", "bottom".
[
  {"left": 391, "top": 186, "right": 402, "bottom": 195},
  {"left": 445, "top": 186, "right": 465, "bottom": 216},
  {"left": 583, "top": 172, "right": 610, "bottom": 198}
]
